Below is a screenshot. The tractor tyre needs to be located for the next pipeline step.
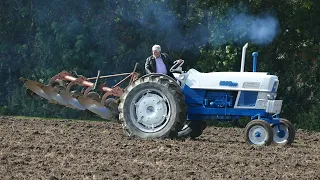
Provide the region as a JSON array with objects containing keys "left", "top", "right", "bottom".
[
  {"left": 118, "top": 74, "right": 186, "bottom": 139},
  {"left": 177, "top": 121, "right": 207, "bottom": 139},
  {"left": 245, "top": 120, "right": 273, "bottom": 146},
  {"left": 271, "top": 118, "right": 295, "bottom": 145}
]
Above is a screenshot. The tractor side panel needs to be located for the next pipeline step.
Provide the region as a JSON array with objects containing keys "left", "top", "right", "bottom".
[{"left": 182, "top": 85, "right": 280, "bottom": 121}]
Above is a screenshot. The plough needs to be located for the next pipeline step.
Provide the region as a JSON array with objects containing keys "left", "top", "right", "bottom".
[{"left": 20, "top": 64, "right": 139, "bottom": 119}]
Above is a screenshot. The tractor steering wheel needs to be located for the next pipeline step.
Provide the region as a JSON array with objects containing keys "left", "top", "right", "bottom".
[{"left": 170, "top": 60, "right": 184, "bottom": 73}]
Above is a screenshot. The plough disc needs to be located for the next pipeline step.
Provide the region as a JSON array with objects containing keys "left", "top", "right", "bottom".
[
  {"left": 59, "top": 91, "right": 86, "bottom": 110},
  {"left": 46, "top": 86, "right": 69, "bottom": 106},
  {"left": 22, "top": 78, "right": 113, "bottom": 118},
  {"left": 77, "top": 96, "right": 112, "bottom": 119},
  {"left": 23, "top": 80, "right": 52, "bottom": 100},
  {"left": 19, "top": 64, "right": 139, "bottom": 120}
]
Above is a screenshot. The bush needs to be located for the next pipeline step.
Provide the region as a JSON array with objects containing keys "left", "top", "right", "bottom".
[{"left": 0, "top": 106, "right": 10, "bottom": 115}]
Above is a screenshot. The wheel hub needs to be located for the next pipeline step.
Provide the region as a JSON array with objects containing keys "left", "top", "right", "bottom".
[
  {"left": 249, "top": 125, "right": 267, "bottom": 145},
  {"left": 272, "top": 124, "right": 289, "bottom": 143},
  {"left": 255, "top": 131, "right": 262, "bottom": 138},
  {"left": 277, "top": 130, "right": 286, "bottom": 138},
  {"left": 146, "top": 106, "right": 155, "bottom": 114},
  {"left": 131, "top": 91, "right": 169, "bottom": 132}
]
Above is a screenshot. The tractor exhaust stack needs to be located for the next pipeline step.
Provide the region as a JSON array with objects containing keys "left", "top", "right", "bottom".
[{"left": 240, "top": 43, "right": 249, "bottom": 72}]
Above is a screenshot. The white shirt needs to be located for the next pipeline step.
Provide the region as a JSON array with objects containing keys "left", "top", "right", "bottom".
[{"left": 155, "top": 57, "right": 167, "bottom": 74}]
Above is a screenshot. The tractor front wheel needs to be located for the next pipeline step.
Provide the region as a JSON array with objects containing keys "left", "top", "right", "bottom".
[
  {"left": 245, "top": 120, "right": 273, "bottom": 146},
  {"left": 271, "top": 118, "right": 295, "bottom": 145}
]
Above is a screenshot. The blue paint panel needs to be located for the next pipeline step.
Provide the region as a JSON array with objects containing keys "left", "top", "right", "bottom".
[
  {"left": 188, "top": 107, "right": 267, "bottom": 117},
  {"left": 182, "top": 85, "right": 280, "bottom": 124},
  {"left": 182, "top": 85, "right": 206, "bottom": 104},
  {"left": 183, "top": 85, "right": 235, "bottom": 108},
  {"left": 188, "top": 114, "right": 239, "bottom": 121},
  {"left": 238, "top": 91, "right": 258, "bottom": 107},
  {"left": 204, "top": 91, "right": 234, "bottom": 108},
  {"left": 252, "top": 52, "right": 258, "bottom": 72},
  {"left": 219, "top": 81, "right": 238, "bottom": 87},
  {"left": 187, "top": 107, "right": 280, "bottom": 124}
]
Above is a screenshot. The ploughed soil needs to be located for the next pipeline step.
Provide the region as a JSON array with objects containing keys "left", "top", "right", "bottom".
[{"left": 1, "top": 116, "right": 320, "bottom": 180}]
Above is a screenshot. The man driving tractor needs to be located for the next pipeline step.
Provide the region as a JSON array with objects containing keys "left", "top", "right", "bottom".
[{"left": 145, "top": 45, "right": 182, "bottom": 78}]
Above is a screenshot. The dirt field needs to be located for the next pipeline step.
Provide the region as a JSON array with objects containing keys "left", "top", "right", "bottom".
[{"left": 0, "top": 116, "right": 319, "bottom": 179}]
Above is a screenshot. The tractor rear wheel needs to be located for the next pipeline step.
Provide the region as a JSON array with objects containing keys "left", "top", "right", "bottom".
[
  {"left": 119, "top": 74, "right": 186, "bottom": 139},
  {"left": 177, "top": 121, "right": 207, "bottom": 139}
]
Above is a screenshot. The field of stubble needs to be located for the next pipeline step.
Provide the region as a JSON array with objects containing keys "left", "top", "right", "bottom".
[{"left": 0, "top": 116, "right": 319, "bottom": 180}]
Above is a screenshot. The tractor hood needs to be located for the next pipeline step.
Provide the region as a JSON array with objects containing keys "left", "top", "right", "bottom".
[{"left": 175, "top": 69, "right": 279, "bottom": 93}]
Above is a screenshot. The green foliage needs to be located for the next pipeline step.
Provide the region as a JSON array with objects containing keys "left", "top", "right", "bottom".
[
  {"left": 196, "top": 44, "right": 239, "bottom": 72},
  {"left": 0, "top": 106, "right": 9, "bottom": 115},
  {"left": 296, "top": 103, "right": 320, "bottom": 131},
  {"left": 1, "top": 0, "right": 320, "bottom": 130}
]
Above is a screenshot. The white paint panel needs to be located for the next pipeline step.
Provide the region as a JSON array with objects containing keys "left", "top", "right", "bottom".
[{"left": 184, "top": 69, "right": 278, "bottom": 92}]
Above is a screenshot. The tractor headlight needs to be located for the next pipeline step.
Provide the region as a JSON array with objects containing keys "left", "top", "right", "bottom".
[
  {"left": 267, "top": 93, "right": 277, "bottom": 100},
  {"left": 271, "top": 81, "right": 278, "bottom": 93}
]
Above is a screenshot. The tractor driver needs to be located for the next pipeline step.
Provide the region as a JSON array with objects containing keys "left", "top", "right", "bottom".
[{"left": 145, "top": 44, "right": 182, "bottom": 78}]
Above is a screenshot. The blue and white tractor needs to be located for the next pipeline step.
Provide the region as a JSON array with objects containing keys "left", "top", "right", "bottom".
[
  {"left": 21, "top": 43, "right": 295, "bottom": 146},
  {"left": 118, "top": 43, "right": 295, "bottom": 146}
]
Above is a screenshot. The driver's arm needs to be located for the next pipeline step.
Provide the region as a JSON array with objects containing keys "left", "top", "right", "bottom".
[{"left": 145, "top": 57, "right": 152, "bottom": 74}]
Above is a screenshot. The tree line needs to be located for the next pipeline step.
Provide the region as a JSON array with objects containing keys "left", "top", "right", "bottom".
[{"left": 1, "top": 0, "right": 319, "bottom": 131}]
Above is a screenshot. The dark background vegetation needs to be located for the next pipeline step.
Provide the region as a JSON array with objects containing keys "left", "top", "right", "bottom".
[{"left": 1, "top": 0, "right": 319, "bottom": 131}]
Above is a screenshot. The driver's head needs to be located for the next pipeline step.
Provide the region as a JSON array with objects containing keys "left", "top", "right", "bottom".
[{"left": 152, "top": 45, "right": 161, "bottom": 58}]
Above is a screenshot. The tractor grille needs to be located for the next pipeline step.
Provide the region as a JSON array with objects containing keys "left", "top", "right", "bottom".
[{"left": 238, "top": 91, "right": 258, "bottom": 107}]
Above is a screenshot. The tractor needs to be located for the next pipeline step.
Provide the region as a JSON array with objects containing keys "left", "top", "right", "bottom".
[{"left": 20, "top": 43, "right": 295, "bottom": 146}]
